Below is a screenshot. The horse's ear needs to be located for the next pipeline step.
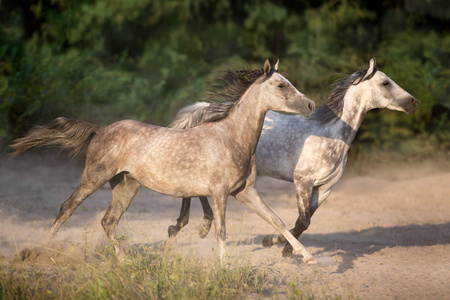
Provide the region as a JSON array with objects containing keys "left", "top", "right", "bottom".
[
  {"left": 363, "top": 57, "right": 376, "bottom": 80},
  {"left": 274, "top": 58, "right": 279, "bottom": 72},
  {"left": 369, "top": 57, "right": 376, "bottom": 70},
  {"left": 264, "top": 59, "right": 271, "bottom": 75}
]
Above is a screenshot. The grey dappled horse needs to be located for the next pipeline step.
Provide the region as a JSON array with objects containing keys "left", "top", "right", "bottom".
[
  {"left": 10, "top": 60, "right": 317, "bottom": 263},
  {"left": 168, "top": 58, "right": 419, "bottom": 258}
]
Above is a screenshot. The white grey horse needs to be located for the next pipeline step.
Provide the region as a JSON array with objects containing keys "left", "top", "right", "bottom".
[
  {"left": 168, "top": 58, "right": 419, "bottom": 258},
  {"left": 10, "top": 60, "right": 317, "bottom": 263}
]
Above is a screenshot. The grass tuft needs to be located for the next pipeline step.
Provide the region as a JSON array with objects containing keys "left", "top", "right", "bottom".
[{"left": 0, "top": 243, "right": 269, "bottom": 299}]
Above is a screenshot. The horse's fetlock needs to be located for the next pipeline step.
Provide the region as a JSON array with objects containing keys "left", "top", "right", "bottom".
[{"left": 204, "top": 214, "right": 214, "bottom": 221}]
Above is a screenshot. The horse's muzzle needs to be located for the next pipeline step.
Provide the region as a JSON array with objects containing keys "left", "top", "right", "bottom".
[{"left": 407, "top": 97, "right": 419, "bottom": 115}]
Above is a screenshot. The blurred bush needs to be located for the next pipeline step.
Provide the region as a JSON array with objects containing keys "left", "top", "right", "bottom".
[{"left": 0, "top": 0, "right": 449, "bottom": 162}]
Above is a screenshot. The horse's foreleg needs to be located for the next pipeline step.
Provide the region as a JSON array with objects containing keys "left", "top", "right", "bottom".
[
  {"left": 198, "top": 196, "right": 213, "bottom": 238},
  {"left": 234, "top": 186, "right": 316, "bottom": 264},
  {"left": 281, "top": 216, "right": 311, "bottom": 257},
  {"left": 281, "top": 187, "right": 331, "bottom": 257},
  {"left": 211, "top": 190, "right": 229, "bottom": 264},
  {"left": 294, "top": 178, "right": 314, "bottom": 229},
  {"left": 262, "top": 180, "right": 314, "bottom": 248},
  {"left": 168, "top": 196, "right": 213, "bottom": 239},
  {"left": 168, "top": 198, "right": 191, "bottom": 238},
  {"left": 102, "top": 173, "right": 141, "bottom": 262}
]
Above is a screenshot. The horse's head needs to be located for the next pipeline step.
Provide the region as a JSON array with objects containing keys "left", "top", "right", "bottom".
[
  {"left": 358, "top": 58, "right": 419, "bottom": 115},
  {"left": 260, "top": 59, "right": 315, "bottom": 117}
]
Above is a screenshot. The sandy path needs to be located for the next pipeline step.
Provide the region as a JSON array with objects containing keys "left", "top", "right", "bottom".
[{"left": 0, "top": 153, "right": 449, "bottom": 299}]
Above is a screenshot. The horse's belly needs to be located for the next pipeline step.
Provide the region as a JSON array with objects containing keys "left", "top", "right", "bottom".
[
  {"left": 130, "top": 172, "right": 209, "bottom": 198},
  {"left": 257, "top": 166, "right": 294, "bottom": 182},
  {"left": 256, "top": 154, "right": 295, "bottom": 181}
]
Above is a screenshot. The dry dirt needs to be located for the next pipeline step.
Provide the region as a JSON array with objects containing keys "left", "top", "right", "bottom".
[{"left": 1, "top": 153, "right": 449, "bottom": 299}]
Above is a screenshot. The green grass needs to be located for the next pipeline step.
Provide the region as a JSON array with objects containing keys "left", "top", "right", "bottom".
[{"left": 0, "top": 243, "right": 270, "bottom": 300}]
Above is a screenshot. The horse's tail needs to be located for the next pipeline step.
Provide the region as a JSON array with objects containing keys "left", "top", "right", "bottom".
[
  {"left": 168, "top": 102, "right": 212, "bottom": 129},
  {"left": 10, "top": 117, "right": 101, "bottom": 158}
]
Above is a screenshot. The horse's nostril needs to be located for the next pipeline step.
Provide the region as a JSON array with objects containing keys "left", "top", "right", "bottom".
[
  {"left": 411, "top": 98, "right": 417, "bottom": 105},
  {"left": 308, "top": 103, "right": 313, "bottom": 111}
]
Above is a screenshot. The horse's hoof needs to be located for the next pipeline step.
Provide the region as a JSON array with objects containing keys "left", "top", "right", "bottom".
[
  {"left": 168, "top": 225, "right": 178, "bottom": 238},
  {"left": 303, "top": 257, "right": 318, "bottom": 265},
  {"left": 282, "top": 248, "right": 293, "bottom": 258},
  {"left": 262, "top": 235, "right": 274, "bottom": 247},
  {"left": 198, "top": 222, "right": 211, "bottom": 239},
  {"left": 48, "top": 228, "right": 58, "bottom": 239}
]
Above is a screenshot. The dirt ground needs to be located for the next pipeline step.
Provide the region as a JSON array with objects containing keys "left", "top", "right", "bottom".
[{"left": 1, "top": 153, "right": 449, "bottom": 299}]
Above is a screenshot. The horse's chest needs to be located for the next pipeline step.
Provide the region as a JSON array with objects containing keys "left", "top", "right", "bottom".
[
  {"left": 204, "top": 147, "right": 253, "bottom": 187},
  {"left": 298, "top": 139, "right": 348, "bottom": 183}
]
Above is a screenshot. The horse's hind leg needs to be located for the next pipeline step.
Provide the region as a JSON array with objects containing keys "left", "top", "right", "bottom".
[
  {"left": 102, "top": 172, "right": 141, "bottom": 262},
  {"left": 198, "top": 196, "right": 213, "bottom": 239},
  {"left": 168, "top": 198, "right": 191, "bottom": 238},
  {"left": 50, "top": 168, "right": 111, "bottom": 237},
  {"left": 168, "top": 196, "right": 213, "bottom": 239}
]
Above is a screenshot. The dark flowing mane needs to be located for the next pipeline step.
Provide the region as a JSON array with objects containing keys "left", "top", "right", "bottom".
[
  {"left": 311, "top": 66, "right": 377, "bottom": 124},
  {"left": 202, "top": 67, "right": 275, "bottom": 123}
]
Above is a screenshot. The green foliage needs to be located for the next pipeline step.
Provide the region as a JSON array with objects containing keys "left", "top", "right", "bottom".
[{"left": 0, "top": 0, "right": 449, "bottom": 158}]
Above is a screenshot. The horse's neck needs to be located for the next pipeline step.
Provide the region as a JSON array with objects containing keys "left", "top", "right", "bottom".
[
  {"left": 221, "top": 88, "right": 267, "bottom": 156},
  {"left": 333, "top": 92, "right": 368, "bottom": 146}
]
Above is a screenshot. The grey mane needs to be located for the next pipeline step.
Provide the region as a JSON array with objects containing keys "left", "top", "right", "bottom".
[
  {"left": 169, "top": 64, "right": 377, "bottom": 129},
  {"left": 199, "top": 67, "right": 275, "bottom": 123},
  {"left": 168, "top": 102, "right": 213, "bottom": 129},
  {"left": 311, "top": 67, "right": 377, "bottom": 124},
  {"left": 169, "top": 67, "right": 275, "bottom": 129}
]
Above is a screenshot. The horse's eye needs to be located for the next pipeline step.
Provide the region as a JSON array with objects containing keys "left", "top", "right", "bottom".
[
  {"left": 278, "top": 84, "right": 284, "bottom": 88},
  {"left": 382, "top": 81, "right": 390, "bottom": 86}
]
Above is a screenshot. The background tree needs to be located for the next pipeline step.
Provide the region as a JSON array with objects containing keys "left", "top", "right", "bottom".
[{"left": 1, "top": 0, "right": 449, "bottom": 163}]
